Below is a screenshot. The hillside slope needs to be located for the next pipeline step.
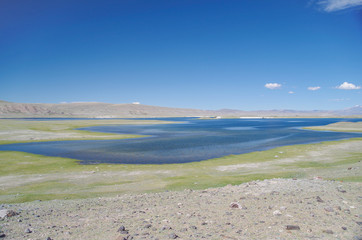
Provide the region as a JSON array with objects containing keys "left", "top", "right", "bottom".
[{"left": 0, "top": 101, "right": 361, "bottom": 118}]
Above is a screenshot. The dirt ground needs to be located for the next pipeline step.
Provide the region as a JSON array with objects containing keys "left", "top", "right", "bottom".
[{"left": 1, "top": 178, "right": 361, "bottom": 240}]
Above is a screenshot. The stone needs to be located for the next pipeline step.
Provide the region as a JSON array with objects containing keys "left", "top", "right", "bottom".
[
  {"left": 0, "top": 209, "right": 18, "bottom": 219},
  {"left": 169, "top": 233, "right": 178, "bottom": 239},
  {"left": 0, "top": 231, "right": 5, "bottom": 238},
  {"left": 117, "top": 236, "right": 133, "bottom": 240},
  {"left": 273, "top": 210, "right": 282, "bottom": 216},
  {"left": 144, "top": 224, "right": 152, "bottom": 229},
  {"left": 323, "top": 230, "right": 333, "bottom": 234},
  {"left": 316, "top": 196, "right": 324, "bottom": 203},
  {"left": 337, "top": 188, "right": 346, "bottom": 193},
  {"left": 161, "top": 226, "right": 172, "bottom": 231},
  {"left": 46, "top": 237, "right": 53, "bottom": 240},
  {"left": 25, "top": 228, "right": 32, "bottom": 233},
  {"left": 286, "top": 225, "right": 300, "bottom": 230},
  {"left": 0, "top": 210, "right": 8, "bottom": 219},
  {"left": 342, "top": 227, "right": 347, "bottom": 230},
  {"left": 117, "top": 225, "right": 129, "bottom": 234},
  {"left": 118, "top": 225, "right": 126, "bottom": 232},
  {"left": 324, "top": 206, "right": 334, "bottom": 212},
  {"left": 230, "top": 202, "right": 242, "bottom": 209}
]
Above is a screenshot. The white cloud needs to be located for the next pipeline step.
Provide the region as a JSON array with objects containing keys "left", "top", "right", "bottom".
[
  {"left": 265, "top": 83, "right": 281, "bottom": 89},
  {"left": 330, "top": 98, "right": 350, "bottom": 102},
  {"left": 288, "top": 91, "right": 295, "bottom": 94},
  {"left": 318, "top": 0, "right": 362, "bottom": 12},
  {"left": 308, "top": 86, "right": 321, "bottom": 91},
  {"left": 336, "top": 82, "right": 361, "bottom": 90}
]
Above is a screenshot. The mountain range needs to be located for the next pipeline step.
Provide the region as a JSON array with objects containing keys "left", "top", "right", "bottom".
[{"left": 0, "top": 100, "right": 361, "bottom": 118}]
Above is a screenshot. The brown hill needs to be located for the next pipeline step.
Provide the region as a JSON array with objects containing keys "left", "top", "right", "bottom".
[{"left": 0, "top": 101, "right": 361, "bottom": 118}]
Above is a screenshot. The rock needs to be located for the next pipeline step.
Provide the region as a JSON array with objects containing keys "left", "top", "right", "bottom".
[
  {"left": 316, "top": 196, "right": 324, "bottom": 203},
  {"left": 117, "top": 225, "right": 129, "bottom": 234},
  {"left": 190, "top": 226, "right": 197, "bottom": 230},
  {"left": 117, "top": 225, "right": 125, "bottom": 232},
  {"left": 324, "top": 206, "right": 334, "bottom": 212},
  {"left": 144, "top": 224, "right": 152, "bottom": 229},
  {"left": 353, "top": 237, "right": 362, "bottom": 240},
  {"left": 117, "top": 236, "right": 133, "bottom": 240},
  {"left": 273, "top": 210, "right": 282, "bottom": 216},
  {"left": 342, "top": 227, "right": 347, "bottom": 230},
  {"left": 323, "top": 230, "right": 333, "bottom": 234},
  {"left": 286, "top": 225, "right": 300, "bottom": 230},
  {"left": 161, "top": 226, "right": 172, "bottom": 231},
  {"left": 25, "top": 228, "right": 32, "bottom": 233},
  {"left": 0, "top": 231, "right": 5, "bottom": 238},
  {"left": 168, "top": 233, "right": 178, "bottom": 239},
  {"left": 337, "top": 188, "right": 346, "bottom": 193},
  {"left": 0, "top": 209, "right": 18, "bottom": 219},
  {"left": 46, "top": 237, "right": 53, "bottom": 240},
  {"left": 230, "top": 202, "right": 242, "bottom": 209},
  {"left": 356, "top": 222, "right": 362, "bottom": 226},
  {"left": 0, "top": 210, "right": 7, "bottom": 219}
]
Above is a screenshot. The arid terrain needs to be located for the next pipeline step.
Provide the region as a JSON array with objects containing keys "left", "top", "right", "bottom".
[
  {"left": 1, "top": 178, "right": 361, "bottom": 240},
  {"left": 1, "top": 100, "right": 362, "bottom": 118}
]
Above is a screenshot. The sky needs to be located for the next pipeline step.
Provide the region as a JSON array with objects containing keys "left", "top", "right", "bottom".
[{"left": 1, "top": 0, "right": 361, "bottom": 111}]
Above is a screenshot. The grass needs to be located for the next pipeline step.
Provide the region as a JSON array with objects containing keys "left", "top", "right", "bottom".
[
  {"left": 304, "top": 121, "right": 362, "bottom": 132},
  {"left": 0, "top": 119, "right": 175, "bottom": 144},
  {"left": 330, "top": 176, "right": 362, "bottom": 182},
  {"left": 164, "top": 172, "right": 299, "bottom": 191},
  {"left": 278, "top": 156, "right": 361, "bottom": 169},
  {"left": 0, "top": 119, "right": 361, "bottom": 203},
  {"left": 1, "top": 137, "right": 361, "bottom": 203}
]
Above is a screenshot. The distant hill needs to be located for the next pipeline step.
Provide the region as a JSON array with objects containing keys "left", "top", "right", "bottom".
[{"left": 0, "top": 101, "right": 361, "bottom": 118}]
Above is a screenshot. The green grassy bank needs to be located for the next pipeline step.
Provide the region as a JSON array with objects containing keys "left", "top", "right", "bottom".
[{"left": 1, "top": 137, "right": 361, "bottom": 203}]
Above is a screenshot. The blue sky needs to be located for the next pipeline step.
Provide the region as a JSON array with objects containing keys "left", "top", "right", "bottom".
[{"left": 1, "top": 0, "right": 361, "bottom": 110}]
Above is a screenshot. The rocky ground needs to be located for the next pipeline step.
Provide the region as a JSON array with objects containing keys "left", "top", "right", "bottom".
[{"left": 1, "top": 178, "right": 361, "bottom": 240}]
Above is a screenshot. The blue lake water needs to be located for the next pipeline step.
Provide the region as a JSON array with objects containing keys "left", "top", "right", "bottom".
[{"left": 0, "top": 118, "right": 361, "bottom": 164}]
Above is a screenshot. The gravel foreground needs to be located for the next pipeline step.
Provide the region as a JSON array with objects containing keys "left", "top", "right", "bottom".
[{"left": 1, "top": 178, "right": 361, "bottom": 240}]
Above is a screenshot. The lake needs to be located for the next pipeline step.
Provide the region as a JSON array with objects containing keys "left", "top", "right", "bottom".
[{"left": 0, "top": 118, "right": 361, "bottom": 164}]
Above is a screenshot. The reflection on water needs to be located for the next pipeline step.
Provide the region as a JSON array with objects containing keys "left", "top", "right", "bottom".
[{"left": 0, "top": 118, "right": 361, "bottom": 164}]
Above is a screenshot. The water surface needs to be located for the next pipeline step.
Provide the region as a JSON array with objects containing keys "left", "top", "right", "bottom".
[{"left": 0, "top": 118, "right": 361, "bottom": 164}]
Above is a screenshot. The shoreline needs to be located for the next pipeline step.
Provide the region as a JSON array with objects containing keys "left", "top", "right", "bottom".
[
  {"left": 0, "top": 119, "right": 361, "bottom": 204},
  {"left": 1, "top": 136, "right": 361, "bottom": 203}
]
